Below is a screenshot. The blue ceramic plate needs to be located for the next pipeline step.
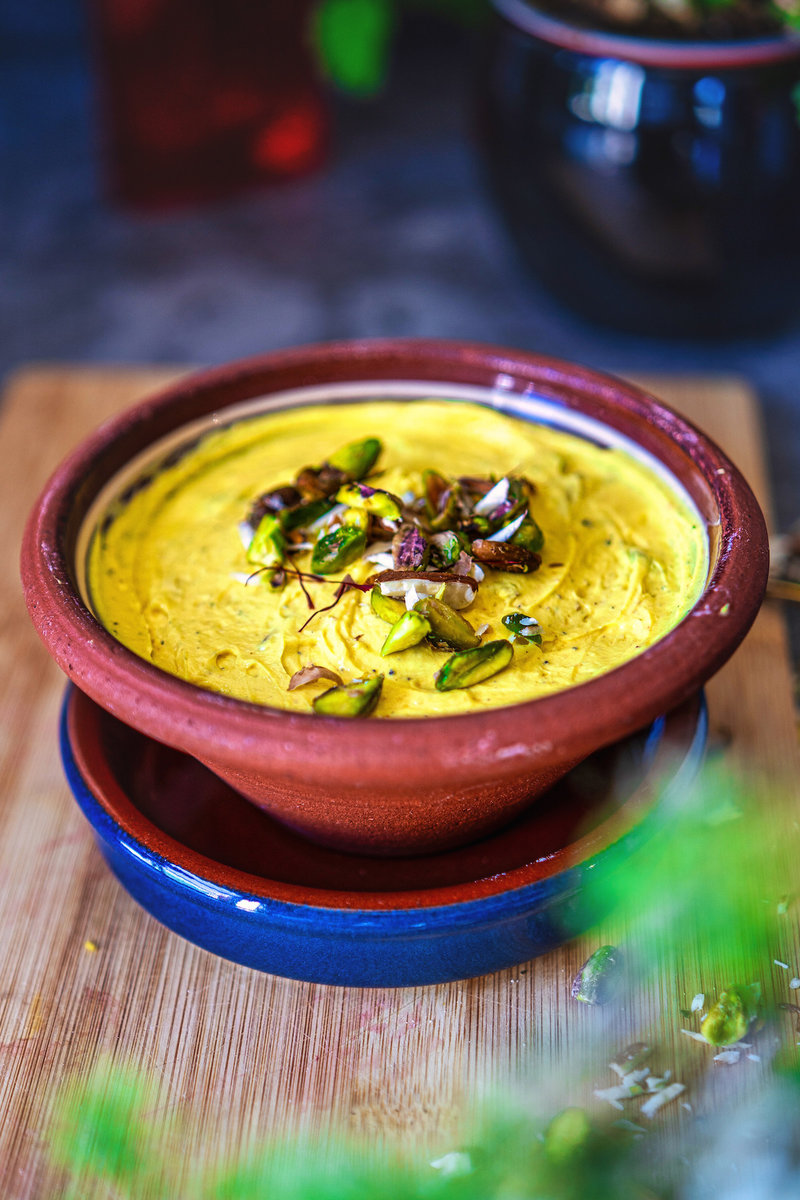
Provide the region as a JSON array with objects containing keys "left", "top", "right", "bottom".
[{"left": 61, "top": 686, "right": 706, "bottom": 986}]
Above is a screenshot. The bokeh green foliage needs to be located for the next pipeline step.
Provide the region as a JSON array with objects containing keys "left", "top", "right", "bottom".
[
  {"left": 49, "top": 1073, "right": 664, "bottom": 1200},
  {"left": 580, "top": 758, "right": 795, "bottom": 992},
  {"left": 312, "top": 0, "right": 485, "bottom": 96}
]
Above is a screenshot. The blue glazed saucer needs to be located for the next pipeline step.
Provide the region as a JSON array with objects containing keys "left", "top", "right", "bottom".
[{"left": 61, "top": 686, "right": 706, "bottom": 987}]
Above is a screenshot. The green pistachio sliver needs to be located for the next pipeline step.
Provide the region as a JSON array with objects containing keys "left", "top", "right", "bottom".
[
  {"left": 279, "top": 497, "right": 335, "bottom": 533},
  {"left": 571, "top": 945, "right": 623, "bottom": 1005},
  {"left": 381, "top": 611, "right": 432, "bottom": 656},
  {"left": 414, "top": 596, "right": 479, "bottom": 651},
  {"left": 341, "top": 506, "right": 370, "bottom": 532},
  {"left": 335, "top": 482, "right": 402, "bottom": 522},
  {"left": 429, "top": 530, "right": 468, "bottom": 569},
  {"left": 327, "top": 437, "right": 381, "bottom": 480},
  {"left": 512, "top": 516, "right": 544, "bottom": 555},
  {"left": 247, "top": 514, "right": 287, "bottom": 568},
  {"left": 434, "top": 640, "right": 513, "bottom": 692},
  {"left": 502, "top": 612, "right": 542, "bottom": 645},
  {"left": 310, "top": 525, "right": 366, "bottom": 574},
  {"left": 701, "top": 983, "right": 760, "bottom": 1046},
  {"left": 422, "top": 468, "right": 450, "bottom": 519},
  {"left": 370, "top": 586, "right": 405, "bottom": 624},
  {"left": 312, "top": 675, "right": 384, "bottom": 717}
]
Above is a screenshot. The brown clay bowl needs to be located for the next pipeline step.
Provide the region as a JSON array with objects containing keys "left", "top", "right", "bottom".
[{"left": 21, "top": 340, "right": 768, "bottom": 855}]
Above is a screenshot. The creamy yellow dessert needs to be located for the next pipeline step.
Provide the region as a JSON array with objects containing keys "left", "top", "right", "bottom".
[{"left": 87, "top": 399, "right": 708, "bottom": 717}]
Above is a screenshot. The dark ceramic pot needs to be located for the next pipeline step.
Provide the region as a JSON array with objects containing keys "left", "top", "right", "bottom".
[
  {"left": 478, "top": 1, "right": 800, "bottom": 337},
  {"left": 21, "top": 340, "right": 768, "bottom": 856}
]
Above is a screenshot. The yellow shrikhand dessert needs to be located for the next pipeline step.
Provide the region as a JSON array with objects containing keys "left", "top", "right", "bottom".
[{"left": 87, "top": 399, "right": 708, "bottom": 717}]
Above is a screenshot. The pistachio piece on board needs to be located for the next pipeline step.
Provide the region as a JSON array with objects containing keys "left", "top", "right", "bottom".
[
  {"left": 471, "top": 540, "right": 541, "bottom": 573},
  {"left": 312, "top": 675, "right": 384, "bottom": 717},
  {"left": 434, "top": 640, "right": 513, "bottom": 691},
  {"left": 246, "top": 514, "right": 287, "bottom": 568},
  {"left": 370, "top": 585, "right": 406, "bottom": 624},
  {"left": 327, "top": 437, "right": 381, "bottom": 480},
  {"left": 336, "top": 482, "right": 403, "bottom": 522},
  {"left": 381, "top": 611, "right": 432, "bottom": 656},
  {"left": 414, "top": 596, "right": 479, "bottom": 651},
  {"left": 701, "top": 983, "right": 760, "bottom": 1046},
  {"left": 392, "top": 524, "right": 429, "bottom": 570},
  {"left": 571, "top": 945, "right": 623, "bottom": 1006},
  {"left": 502, "top": 612, "right": 542, "bottom": 645},
  {"left": 311, "top": 526, "right": 366, "bottom": 574}
]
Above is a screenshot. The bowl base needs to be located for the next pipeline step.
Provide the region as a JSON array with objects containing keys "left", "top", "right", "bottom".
[{"left": 61, "top": 687, "right": 707, "bottom": 985}]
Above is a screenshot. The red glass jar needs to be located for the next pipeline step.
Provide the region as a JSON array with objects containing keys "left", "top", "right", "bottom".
[{"left": 90, "top": 0, "right": 328, "bottom": 209}]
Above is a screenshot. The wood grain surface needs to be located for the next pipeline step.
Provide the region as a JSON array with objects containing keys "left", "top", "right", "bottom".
[{"left": 1, "top": 367, "right": 797, "bottom": 1197}]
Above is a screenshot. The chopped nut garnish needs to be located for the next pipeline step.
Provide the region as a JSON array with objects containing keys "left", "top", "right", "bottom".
[
  {"left": 312, "top": 675, "right": 384, "bottom": 717},
  {"left": 414, "top": 596, "right": 479, "bottom": 651},
  {"left": 434, "top": 641, "right": 513, "bottom": 691},
  {"left": 241, "top": 440, "right": 548, "bottom": 711},
  {"left": 288, "top": 665, "right": 345, "bottom": 691},
  {"left": 381, "top": 611, "right": 432, "bottom": 656}
]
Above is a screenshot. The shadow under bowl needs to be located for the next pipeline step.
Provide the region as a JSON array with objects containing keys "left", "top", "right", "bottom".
[{"left": 22, "top": 340, "right": 768, "bottom": 854}]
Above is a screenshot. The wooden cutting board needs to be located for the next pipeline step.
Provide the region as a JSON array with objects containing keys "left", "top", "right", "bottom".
[{"left": 0, "top": 368, "right": 797, "bottom": 1197}]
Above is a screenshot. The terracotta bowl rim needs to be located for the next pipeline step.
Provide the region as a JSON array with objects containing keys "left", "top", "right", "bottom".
[{"left": 21, "top": 338, "right": 768, "bottom": 790}]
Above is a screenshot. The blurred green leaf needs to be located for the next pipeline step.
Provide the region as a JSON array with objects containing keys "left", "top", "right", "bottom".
[
  {"left": 313, "top": 0, "right": 396, "bottom": 95},
  {"left": 50, "top": 1058, "right": 161, "bottom": 1196}
]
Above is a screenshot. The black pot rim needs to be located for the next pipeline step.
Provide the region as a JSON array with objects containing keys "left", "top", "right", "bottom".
[{"left": 491, "top": 0, "right": 800, "bottom": 68}]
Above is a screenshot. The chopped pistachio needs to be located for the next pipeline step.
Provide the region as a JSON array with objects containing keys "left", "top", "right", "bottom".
[
  {"left": 247, "top": 514, "right": 287, "bottom": 568},
  {"left": 464, "top": 515, "right": 492, "bottom": 538},
  {"left": 512, "top": 517, "right": 544, "bottom": 555},
  {"left": 341, "top": 506, "right": 370, "bottom": 532},
  {"left": 327, "top": 437, "right": 381, "bottom": 480},
  {"left": 279, "top": 497, "right": 335, "bottom": 533},
  {"left": 336, "top": 482, "right": 402, "bottom": 522},
  {"left": 571, "top": 945, "right": 623, "bottom": 1005},
  {"left": 471, "top": 539, "right": 541, "bottom": 573},
  {"left": 370, "top": 586, "right": 405, "bottom": 624},
  {"left": 477, "top": 477, "right": 530, "bottom": 528},
  {"left": 249, "top": 485, "right": 302, "bottom": 527},
  {"left": 392, "top": 524, "right": 429, "bottom": 570},
  {"left": 502, "top": 612, "right": 542, "bottom": 645},
  {"left": 429, "top": 530, "right": 468, "bottom": 569},
  {"left": 434, "top": 640, "right": 513, "bottom": 691},
  {"left": 313, "top": 674, "right": 384, "bottom": 717},
  {"left": 701, "top": 983, "right": 760, "bottom": 1046},
  {"left": 422, "top": 469, "right": 462, "bottom": 530},
  {"left": 295, "top": 464, "right": 348, "bottom": 498},
  {"left": 288, "top": 665, "right": 344, "bottom": 691},
  {"left": 381, "top": 611, "right": 432, "bottom": 656},
  {"left": 414, "top": 596, "right": 479, "bottom": 651},
  {"left": 311, "top": 525, "right": 366, "bottom": 574},
  {"left": 422, "top": 468, "right": 450, "bottom": 519}
]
